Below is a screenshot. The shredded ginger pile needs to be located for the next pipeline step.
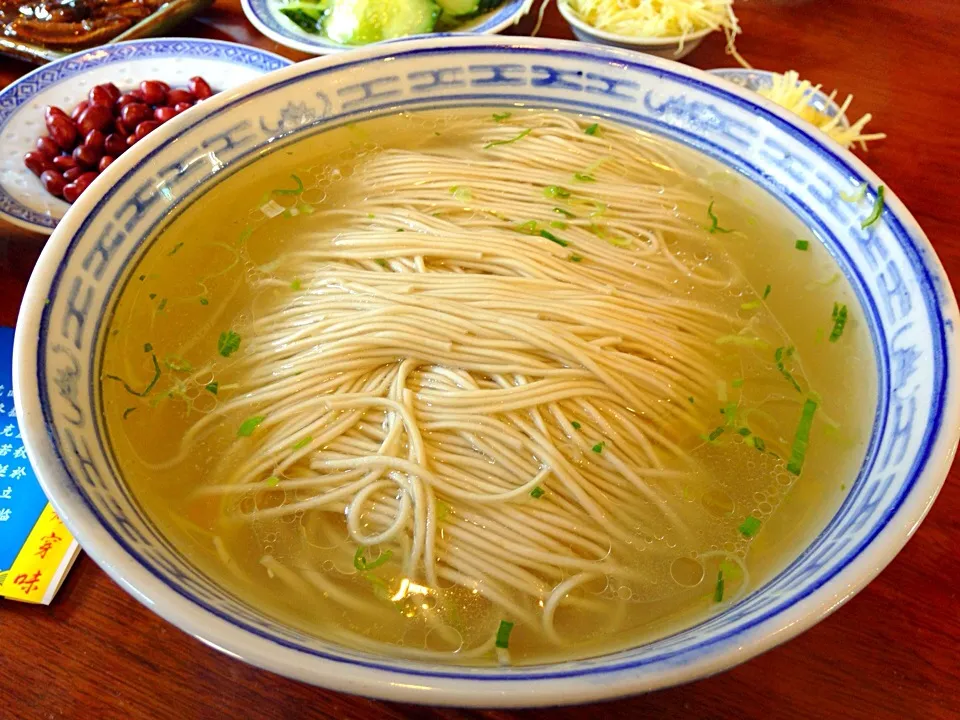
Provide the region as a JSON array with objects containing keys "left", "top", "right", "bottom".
[
  {"left": 757, "top": 71, "right": 886, "bottom": 150},
  {"left": 566, "top": 0, "right": 746, "bottom": 62}
]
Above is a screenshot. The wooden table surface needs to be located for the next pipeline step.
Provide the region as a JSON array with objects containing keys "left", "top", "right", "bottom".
[{"left": 1, "top": 1, "right": 958, "bottom": 718}]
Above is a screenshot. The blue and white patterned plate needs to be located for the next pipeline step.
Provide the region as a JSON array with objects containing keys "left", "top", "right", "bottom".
[
  {"left": 13, "top": 36, "right": 960, "bottom": 706},
  {"left": 0, "top": 39, "right": 291, "bottom": 236},
  {"left": 240, "top": 0, "right": 533, "bottom": 55}
]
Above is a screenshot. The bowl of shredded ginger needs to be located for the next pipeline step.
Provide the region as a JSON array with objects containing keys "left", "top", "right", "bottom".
[{"left": 558, "top": 0, "right": 742, "bottom": 60}]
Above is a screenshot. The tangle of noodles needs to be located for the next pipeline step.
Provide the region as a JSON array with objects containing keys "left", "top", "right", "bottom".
[{"left": 102, "top": 109, "right": 874, "bottom": 665}]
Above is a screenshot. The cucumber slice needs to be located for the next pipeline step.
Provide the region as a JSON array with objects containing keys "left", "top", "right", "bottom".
[
  {"left": 436, "top": 0, "right": 479, "bottom": 16},
  {"left": 324, "top": 0, "right": 440, "bottom": 45},
  {"left": 279, "top": 0, "right": 328, "bottom": 33}
]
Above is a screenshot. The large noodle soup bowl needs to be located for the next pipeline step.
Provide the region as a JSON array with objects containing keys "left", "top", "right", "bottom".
[{"left": 14, "top": 36, "right": 959, "bottom": 706}]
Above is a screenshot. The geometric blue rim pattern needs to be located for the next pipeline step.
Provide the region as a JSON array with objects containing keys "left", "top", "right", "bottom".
[
  {"left": 22, "top": 39, "right": 953, "bottom": 695},
  {"left": 0, "top": 39, "right": 292, "bottom": 233},
  {"left": 242, "top": 0, "right": 529, "bottom": 53}
]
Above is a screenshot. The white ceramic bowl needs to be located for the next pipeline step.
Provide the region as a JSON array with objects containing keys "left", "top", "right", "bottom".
[
  {"left": 0, "top": 39, "right": 292, "bottom": 235},
  {"left": 242, "top": 0, "right": 534, "bottom": 55},
  {"left": 557, "top": 0, "right": 713, "bottom": 58},
  {"left": 13, "top": 35, "right": 959, "bottom": 707}
]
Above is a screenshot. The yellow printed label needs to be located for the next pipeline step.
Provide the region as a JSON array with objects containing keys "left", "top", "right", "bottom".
[{"left": 0, "top": 503, "right": 75, "bottom": 604}]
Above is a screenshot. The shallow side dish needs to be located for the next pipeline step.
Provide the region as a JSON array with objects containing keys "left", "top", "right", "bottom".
[{"left": 13, "top": 35, "right": 960, "bottom": 707}]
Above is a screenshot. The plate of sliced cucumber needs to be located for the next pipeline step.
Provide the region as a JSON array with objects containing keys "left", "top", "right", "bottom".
[{"left": 241, "top": 0, "right": 534, "bottom": 55}]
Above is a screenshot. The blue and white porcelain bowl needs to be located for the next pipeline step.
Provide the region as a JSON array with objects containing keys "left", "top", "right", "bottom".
[
  {"left": 13, "top": 36, "right": 959, "bottom": 706},
  {"left": 241, "top": 0, "right": 533, "bottom": 55},
  {"left": 0, "top": 38, "right": 292, "bottom": 235}
]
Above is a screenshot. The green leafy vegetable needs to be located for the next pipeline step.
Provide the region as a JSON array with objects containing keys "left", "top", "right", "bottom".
[
  {"left": 354, "top": 547, "right": 393, "bottom": 572},
  {"left": 237, "top": 415, "right": 265, "bottom": 437},
  {"left": 774, "top": 346, "right": 802, "bottom": 393},
  {"left": 530, "top": 486, "right": 545, "bottom": 499},
  {"left": 495, "top": 620, "right": 514, "bottom": 649},
  {"left": 105, "top": 354, "right": 160, "bottom": 397},
  {"left": 584, "top": 123, "right": 600, "bottom": 135},
  {"left": 218, "top": 330, "right": 241, "bottom": 358},
  {"left": 707, "top": 200, "right": 733, "bottom": 234},
  {"left": 484, "top": 128, "right": 530, "bottom": 149},
  {"left": 786, "top": 398, "right": 819, "bottom": 475},
  {"left": 739, "top": 515, "right": 762, "bottom": 537},
  {"left": 539, "top": 229, "right": 569, "bottom": 247},
  {"left": 205, "top": 382, "right": 219, "bottom": 395},
  {"left": 861, "top": 185, "right": 885, "bottom": 229},
  {"left": 840, "top": 182, "right": 868, "bottom": 203},
  {"left": 492, "top": 112, "right": 512, "bottom": 122},
  {"left": 829, "top": 303, "right": 848, "bottom": 342},
  {"left": 544, "top": 185, "right": 571, "bottom": 199},
  {"left": 795, "top": 240, "right": 810, "bottom": 251},
  {"left": 713, "top": 570, "right": 724, "bottom": 602}
]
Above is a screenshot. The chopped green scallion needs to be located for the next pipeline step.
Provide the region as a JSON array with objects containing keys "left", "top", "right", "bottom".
[
  {"left": 553, "top": 207, "right": 575, "bottom": 218},
  {"left": 860, "top": 185, "right": 885, "bottom": 229},
  {"left": 530, "top": 486, "right": 545, "bottom": 499},
  {"left": 740, "top": 300, "right": 761, "bottom": 310},
  {"left": 205, "top": 381, "right": 218, "bottom": 395},
  {"left": 143, "top": 343, "right": 153, "bottom": 353},
  {"left": 829, "top": 302, "right": 848, "bottom": 342},
  {"left": 265, "top": 476, "right": 280, "bottom": 488},
  {"left": 105, "top": 354, "right": 161, "bottom": 398},
  {"left": 584, "top": 123, "right": 600, "bottom": 135},
  {"left": 568, "top": 253, "right": 583, "bottom": 263},
  {"left": 539, "top": 229, "right": 568, "bottom": 247},
  {"left": 292, "top": 435, "right": 313, "bottom": 450},
  {"left": 707, "top": 200, "right": 733, "bottom": 234},
  {"left": 739, "top": 515, "right": 762, "bottom": 537},
  {"left": 237, "top": 415, "right": 265, "bottom": 437},
  {"left": 354, "top": 547, "right": 393, "bottom": 572},
  {"left": 375, "top": 259, "right": 389, "bottom": 268},
  {"left": 544, "top": 185, "right": 571, "bottom": 199},
  {"left": 706, "top": 426, "right": 725, "bottom": 442},
  {"left": 199, "top": 297, "right": 209, "bottom": 306},
  {"left": 592, "top": 442, "right": 605, "bottom": 453},
  {"left": 273, "top": 174, "right": 304, "bottom": 196},
  {"left": 731, "top": 378, "right": 744, "bottom": 388},
  {"left": 495, "top": 620, "right": 514, "bottom": 649},
  {"left": 774, "top": 346, "right": 802, "bottom": 393},
  {"left": 786, "top": 398, "right": 819, "bottom": 475},
  {"left": 573, "top": 172, "right": 596, "bottom": 182},
  {"left": 571, "top": 421, "right": 581, "bottom": 430},
  {"left": 167, "top": 242, "right": 184, "bottom": 256},
  {"left": 795, "top": 239, "right": 810, "bottom": 251},
  {"left": 492, "top": 111, "right": 512, "bottom": 122},
  {"left": 840, "top": 182, "right": 868, "bottom": 203},
  {"left": 122, "top": 407, "right": 136, "bottom": 420},
  {"left": 550, "top": 220, "right": 568, "bottom": 229},
  {"left": 484, "top": 128, "right": 531, "bottom": 149},
  {"left": 763, "top": 284, "right": 772, "bottom": 300},
  {"left": 713, "top": 570, "right": 725, "bottom": 602},
  {"left": 515, "top": 220, "right": 538, "bottom": 235},
  {"left": 291, "top": 278, "right": 302, "bottom": 291}
]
